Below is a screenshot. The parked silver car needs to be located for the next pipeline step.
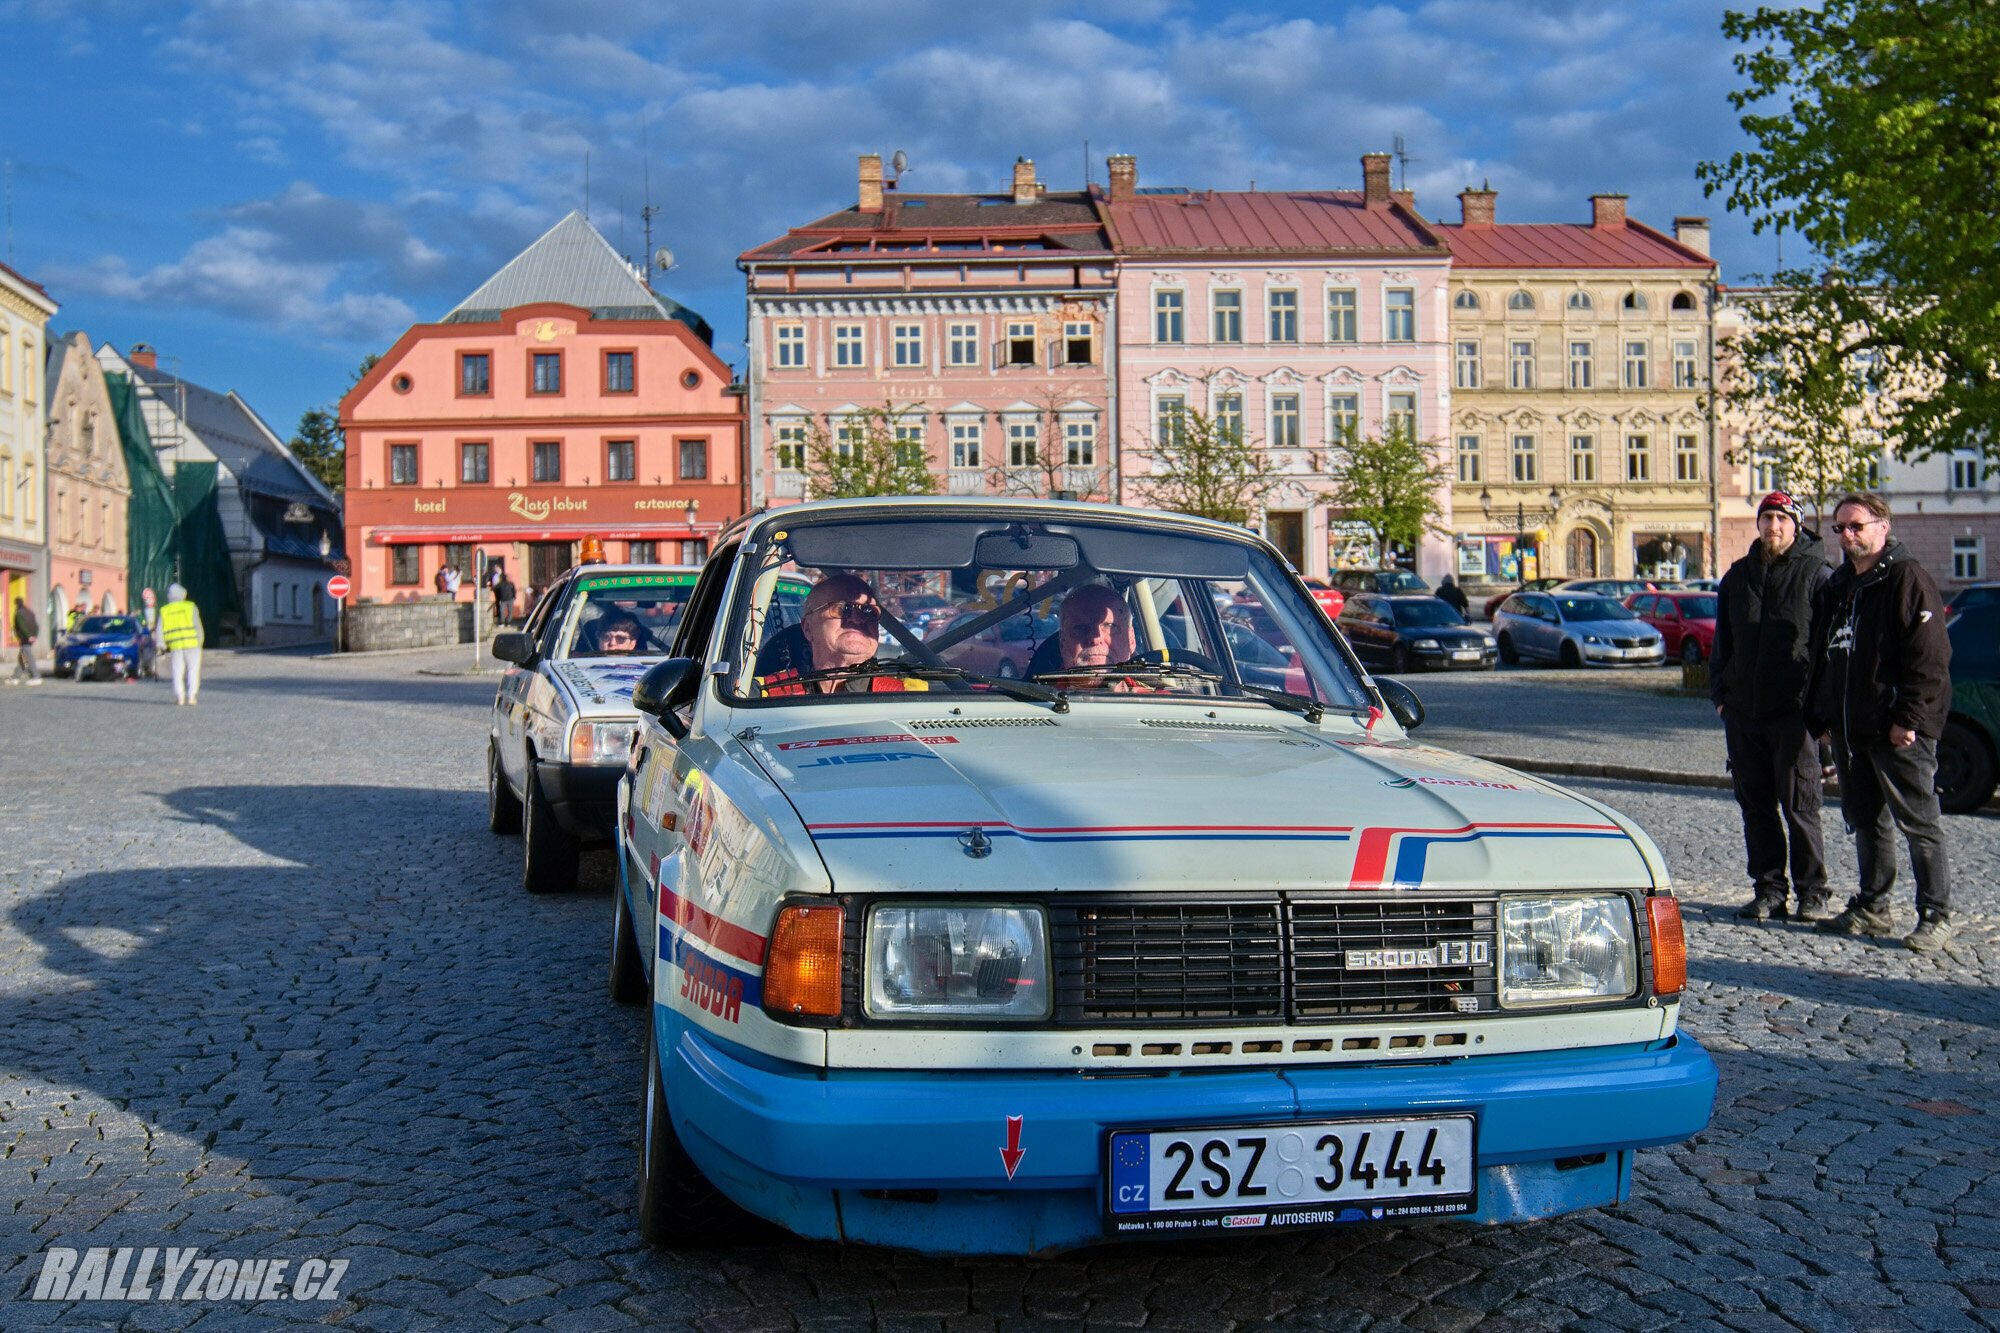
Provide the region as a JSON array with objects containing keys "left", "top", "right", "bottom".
[{"left": 1491, "top": 592, "right": 1665, "bottom": 668}]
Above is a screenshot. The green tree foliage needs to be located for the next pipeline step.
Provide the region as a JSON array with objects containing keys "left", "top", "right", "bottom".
[
  {"left": 804, "top": 403, "right": 940, "bottom": 499},
  {"left": 289, "top": 407, "right": 345, "bottom": 492},
  {"left": 1699, "top": 1, "right": 2000, "bottom": 458},
  {"left": 986, "top": 385, "right": 1112, "bottom": 502},
  {"left": 1130, "top": 405, "right": 1278, "bottom": 524},
  {"left": 1324, "top": 421, "right": 1452, "bottom": 563}
]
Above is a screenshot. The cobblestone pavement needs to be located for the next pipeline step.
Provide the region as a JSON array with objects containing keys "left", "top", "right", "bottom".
[
  {"left": 1, "top": 651, "right": 1996, "bottom": 1331},
  {"left": 1407, "top": 667, "right": 1728, "bottom": 779}
]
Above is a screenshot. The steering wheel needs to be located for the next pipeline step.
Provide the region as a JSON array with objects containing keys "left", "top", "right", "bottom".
[{"left": 1131, "top": 648, "right": 1222, "bottom": 674}]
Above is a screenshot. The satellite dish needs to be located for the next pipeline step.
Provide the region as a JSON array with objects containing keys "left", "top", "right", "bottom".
[
  {"left": 654, "top": 247, "right": 675, "bottom": 272},
  {"left": 891, "top": 150, "right": 909, "bottom": 177}
]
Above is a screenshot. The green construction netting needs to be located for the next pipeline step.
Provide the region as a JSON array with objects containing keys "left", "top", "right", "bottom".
[
  {"left": 106, "top": 371, "right": 178, "bottom": 607},
  {"left": 171, "top": 462, "right": 244, "bottom": 639}
]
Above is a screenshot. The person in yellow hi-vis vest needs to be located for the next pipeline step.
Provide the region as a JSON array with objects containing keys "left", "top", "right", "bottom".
[{"left": 156, "top": 583, "right": 204, "bottom": 706}]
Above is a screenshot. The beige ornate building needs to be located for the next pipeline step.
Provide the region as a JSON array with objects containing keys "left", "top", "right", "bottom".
[
  {"left": 1, "top": 261, "right": 59, "bottom": 655},
  {"left": 1438, "top": 191, "right": 1717, "bottom": 598},
  {"left": 45, "top": 332, "right": 130, "bottom": 622}
]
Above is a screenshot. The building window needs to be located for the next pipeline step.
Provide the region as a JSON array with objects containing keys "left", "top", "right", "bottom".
[
  {"left": 1154, "top": 291, "right": 1184, "bottom": 344},
  {"left": 1567, "top": 291, "right": 1593, "bottom": 311},
  {"left": 892, "top": 323, "right": 924, "bottom": 367},
  {"left": 948, "top": 322, "right": 979, "bottom": 366},
  {"left": 1508, "top": 290, "right": 1535, "bottom": 311},
  {"left": 775, "top": 325, "right": 806, "bottom": 368},
  {"left": 1674, "top": 434, "right": 1700, "bottom": 482},
  {"left": 835, "top": 423, "right": 862, "bottom": 457},
  {"left": 390, "top": 545, "right": 420, "bottom": 585},
  {"left": 1509, "top": 340, "right": 1535, "bottom": 390},
  {"left": 459, "top": 352, "right": 490, "bottom": 396},
  {"left": 1385, "top": 289, "right": 1415, "bottom": 342},
  {"left": 1212, "top": 291, "right": 1243, "bottom": 344},
  {"left": 1673, "top": 291, "right": 1699, "bottom": 311},
  {"left": 1064, "top": 322, "right": 1095, "bottom": 365},
  {"left": 775, "top": 423, "right": 807, "bottom": 471},
  {"left": 1954, "top": 537, "right": 1984, "bottom": 580},
  {"left": 1570, "top": 341, "right": 1594, "bottom": 390},
  {"left": 889, "top": 424, "right": 924, "bottom": 468},
  {"left": 604, "top": 351, "right": 635, "bottom": 394},
  {"left": 678, "top": 438, "right": 708, "bottom": 480},
  {"left": 444, "top": 543, "right": 473, "bottom": 584},
  {"left": 532, "top": 441, "right": 561, "bottom": 483},
  {"left": 1865, "top": 453, "right": 1883, "bottom": 488},
  {"left": 1454, "top": 290, "right": 1479, "bottom": 310},
  {"left": 1329, "top": 393, "right": 1359, "bottom": 441},
  {"left": 833, "top": 324, "right": 865, "bottom": 367},
  {"left": 951, "top": 421, "right": 981, "bottom": 469},
  {"left": 1064, "top": 419, "right": 1096, "bottom": 466},
  {"left": 1623, "top": 291, "right": 1648, "bottom": 310},
  {"left": 1270, "top": 394, "right": 1300, "bottom": 449},
  {"left": 1512, "top": 435, "right": 1538, "bottom": 483},
  {"left": 531, "top": 352, "right": 562, "bottom": 394},
  {"left": 680, "top": 539, "right": 710, "bottom": 565},
  {"left": 1752, "top": 451, "right": 1780, "bottom": 493},
  {"left": 1570, "top": 434, "right": 1595, "bottom": 483},
  {"left": 1386, "top": 392, "right": 1416, "bottom": 439},
  {"left": 1952, "top": 452, "right": 1981, "bottom": 490},
  {"left": 1006, "top": 322, "right": 1037, "bottom": 366},
  {"left": 460, "top": 442, "right": 489, "bottom": 484},
  {"left": 1673, "top": 340, "right": 1699, "bottom": 389},
  {"left": 389, "top": 443, "right": 417, "bottom": 485},
  {"left": 1269, "top": 290, "right": 1298, "bottom": 342},
  {"left": 1626, "top": 435, "right": 1651, "bottom": 482},
  {"left": 1156, "top": 395, "right": 1185, "bottom": 445},
  {"left": 1008, "top": 421, "right": 1038, "bottom": 467},
  {"left": 1327, "top": 289, "right": 1357, "bottom": 342},
  {"left": 607, "top": 440, "right": 636, "bottom": 482},
  {"left": 1457, "top": 434, "right": 1482, "bottom": 483},
  {"left": 1214, "top": 392, "right": 1244, "bottom": 441},
  {"left": 1624, "top": 341, "right": 1649, "bottom": 389},
  {"left": 628, "top": 541, "right": 658, "bottom": 564},
  {"left": 1455, "top": 340, "right": 1481, "bottom": 390}
]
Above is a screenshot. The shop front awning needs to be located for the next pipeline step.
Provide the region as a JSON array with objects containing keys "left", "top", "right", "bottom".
[{"left": 365, "top": 521, "right": 722, "bottom": 545}]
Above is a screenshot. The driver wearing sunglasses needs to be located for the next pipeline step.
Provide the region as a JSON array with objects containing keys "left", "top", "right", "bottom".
[
  {"left": 592, "top": 612, "right": 645, "bottom": 656},
  {"left": 761, "top": 573, "right": 928, "bottom": 696}
]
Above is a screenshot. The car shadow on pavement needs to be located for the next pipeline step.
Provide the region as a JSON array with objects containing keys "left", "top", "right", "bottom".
[{"left": 1692, "top": 955, "right": 2000, "bottom": 1029}]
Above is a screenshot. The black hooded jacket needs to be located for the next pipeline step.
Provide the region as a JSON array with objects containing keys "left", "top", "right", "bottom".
[
  {"left": 1709, "top": 528, "right": 1830, "bottom": 719},
  {"left": 1804, "top": 537, "right": 1952, "bottom": 743}
]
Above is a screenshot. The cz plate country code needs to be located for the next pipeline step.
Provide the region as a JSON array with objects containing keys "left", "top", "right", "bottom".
[{"left": 1106, "top": 1115, "right": 1477, "bottom": 1234}]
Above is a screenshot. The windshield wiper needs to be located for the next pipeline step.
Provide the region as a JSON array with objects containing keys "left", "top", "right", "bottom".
[
  {"left": 776, "top": 661, "right": 1067, "bottom": 710},
  {"left": 1234, "top": 682, "right": 1325, "bottom": 723},
  {"left": 1032, "top": 658, "right": 1223, "bottom": 684}
]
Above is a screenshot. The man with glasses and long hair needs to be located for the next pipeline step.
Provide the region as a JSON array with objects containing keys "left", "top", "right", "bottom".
[{"left": 1805, "top": 492, "right": 1955, "bottom": 950}]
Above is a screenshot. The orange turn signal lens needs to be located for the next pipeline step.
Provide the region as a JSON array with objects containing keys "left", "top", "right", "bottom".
[
  {"left": 1646, "top": 895, "right": 1687, "bottom": 997},
  {"left": 764, "top": 905, "right": 844, "bottom": 1018}
]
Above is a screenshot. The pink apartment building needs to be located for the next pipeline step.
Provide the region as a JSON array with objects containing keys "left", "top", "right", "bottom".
[
  {"left": 342, "top": 213, "right": 745, "bottom": 607},
  {"left": 1098, "top": 154, "right": 1455, "bottom": 580},
  {"left": 740, "top": 156, "right": 1117, "bottom": 507}
]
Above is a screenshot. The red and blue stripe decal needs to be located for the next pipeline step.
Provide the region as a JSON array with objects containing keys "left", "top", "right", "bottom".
[
  {"left": 1347, "top": 821, "right": 1630, "bottom": 890},
  {"left": 656, "top": 881, "right": 767, "bottom": 1010},
  {"left": 804, "top": 820, "right": 1355, "bottom": 845}
]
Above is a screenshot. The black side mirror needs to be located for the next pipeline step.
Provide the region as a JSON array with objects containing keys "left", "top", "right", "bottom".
[
  {"left": 490, "top": 631, "right": 534, "bottom": 665},
  {"left": 1378, "top": 677, "right": 1425, "bottom": 731},
  {"left": 633, "top": 658, "right": 699, "bottom": 738}
]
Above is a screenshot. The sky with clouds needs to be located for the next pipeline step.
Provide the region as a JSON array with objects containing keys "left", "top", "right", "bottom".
[{"left": 1, "top": 0, "right": 1779, "bottom": 439}]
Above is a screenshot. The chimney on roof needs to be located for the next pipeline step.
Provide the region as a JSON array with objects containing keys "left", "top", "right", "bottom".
[
  {"left": 1458, "top": 182, "right": 1497, "bottom": 227},
  {"left": 1673, "top": 215, "right": 1711, "bottom": 257},
  {"left": 858, "top": 154, "right": 884, "bottom": 213},
  {"left": 128, "top": 343, "right": 157, "bottom": 370},
  {"left": 1590, "top": 194, "right": 1628, "bottom": 229},
  {"left": 1012, "top": 157, "right": 1042, "bottom": 204},
  {"left": 1362, "top": 153, "right": 1392, "bottom": 208},
  {"left": 1107, "top": 154, "right": 1137, "bottom": 202}
]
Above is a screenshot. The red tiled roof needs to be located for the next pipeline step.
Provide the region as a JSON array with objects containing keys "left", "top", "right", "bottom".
[
  {"left": 740, "top": 191, "right": 1111, "bottom": 263},
  {"left": 1101, "top": 190, "right": 1445, "bottom": 256},
  {"left": 1438, "top": 220, "right": 1712, "bottom": 270}
]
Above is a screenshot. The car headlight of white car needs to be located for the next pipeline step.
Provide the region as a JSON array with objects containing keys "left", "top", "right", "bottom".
[
  {"left": 1499, "top": 895, "right": 1638, "bottom": 1007},
  {"left": 569, "top": 720, "right": 639, "bottom": 764},
  {"left": 866, "top": 904, "right": 1051, "bottom": 1019}
]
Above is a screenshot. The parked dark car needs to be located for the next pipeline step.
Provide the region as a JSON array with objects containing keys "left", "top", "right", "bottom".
[
  {"left": 1625, "top": 591, "right": 1719, "bottom": 665},
  {"left": 1936, "top": 602, "right": 2000, "bottom": 812},
  {"left": 53, "top": 615, "right": 155, "bottom": 680},
  {"left": 1481, "top": 576, "right": 1566, "bottom": 620},
  {"left": 1332, "top": 567, "right": 1430, "bottom": 596},
  {"left": 1948, "top": 582, "right": 2000, "bottom": 612},
  {"left": 1338, "top": 594, "right": 1498, "bottom": 674}
]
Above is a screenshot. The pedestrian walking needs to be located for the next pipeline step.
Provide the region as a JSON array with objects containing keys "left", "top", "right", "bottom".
[
  {"left": 9, "top": 597, "right": 41, "bottom": 685},
  {"left": 495, "top": 572, "right": 517, "bottom": 627},
  {"left": 1711, "top": 491, "right": 1833, "bottom": 922},
  {"left": 436, "top": 563, "right": 462, "bottom": 598},
  {"left": 157, "top": 583, "right": 205, "bottom": 706},
  {"left": 1805, "top": 492, "right": 1955, "bottom": 950},
  {"left": 1436, "top": 575, "right": 1469, "bottom": 616}
]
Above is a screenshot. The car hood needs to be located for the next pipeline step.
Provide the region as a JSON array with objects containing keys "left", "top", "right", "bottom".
[
  {"left": 743, "top": 711, "right": 1654, "bottom": 895},
  {"left": 549, "top": 656, "right": 666, "bottom": 718},
  {"left": 62, "top": 634, "right": 138, "bottom": 649},
  {"left": 1398, "top": 625, "right": 1488, "bottom": 642},
  {"left": 1559, "top": 619, "right": 1659, "bottom": 636}
]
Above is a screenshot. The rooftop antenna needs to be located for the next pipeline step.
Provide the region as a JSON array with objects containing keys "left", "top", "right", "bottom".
[
  {"left": 618, "top": 191, "right": 626, "bottom": 259},
  {"left": 1082, "top": 138, "right": 1089, "bottom": 188},
  {"left": 584, "top": 149, "right": 591, "bottom": 219},
  {"left": 4, "top": 158, "right": 11, "bottom": 265},
  {"left": 1393, "top": 134, "right": 1418, "bottom": 191},
  {"left": 641, "top": 118, "right": 662, "bottom": 292}
]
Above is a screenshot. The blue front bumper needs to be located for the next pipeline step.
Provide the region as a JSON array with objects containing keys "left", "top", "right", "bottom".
[{"left": 657, "top": 1010, "right": 1717, "bottom": 1255}]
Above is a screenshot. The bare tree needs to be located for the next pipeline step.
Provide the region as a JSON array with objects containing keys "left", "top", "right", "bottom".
[
  {"left": 803, "top": 402, "right": 940, "bottom": 500},
  {"left": 1129, "top": 403, "right": 1281, "bottom": 524},
  {"left": 984, "top": 384, "right": 1113, "bottom": 502}
]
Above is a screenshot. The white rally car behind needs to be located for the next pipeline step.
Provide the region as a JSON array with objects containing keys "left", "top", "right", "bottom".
[{"left": 612, "top": 499, "right": 1716, "bottom": 1255}]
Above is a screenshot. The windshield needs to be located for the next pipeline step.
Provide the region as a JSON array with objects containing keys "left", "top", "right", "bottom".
[
  {"left": 723, "top": 514, "right": 1371, "bottom": 711},
  {"left": 80, "top": 617, "right": 139, "bottom": 635},
  {"left": 554, "top": 574, "right": 697, "bottom": 658},
  {"left": 1378, "top": 570, "right": 1428, "bottom": 593},
  {"left": 1390, "top": 600, "right": 1465, "bottom": 628},
  {"left": 1555, "top": 597, "right": 1637, "bottom": 622}
]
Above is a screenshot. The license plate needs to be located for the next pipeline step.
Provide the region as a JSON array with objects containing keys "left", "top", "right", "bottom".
[
  {"left": 1450, "top": 650, "right": 1481, "bottom": 661},
  {"left": 1106, "top": 1114, "right": 1477, "bottom": 1234}
]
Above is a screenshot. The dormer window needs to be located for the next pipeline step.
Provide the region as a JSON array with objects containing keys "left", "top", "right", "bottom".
[
  {"left": 1623, "top": 291, "right": 1648, "bottom": 311},
  {"left": 1567, "top": 292, "right": 1593, "bottom": 311},
  {"left": 1507, "top": 291, "right": 1535, "bottom": 311},
  {"left": 1453, "top": 291, "right": 1479, "bottom": 310}
]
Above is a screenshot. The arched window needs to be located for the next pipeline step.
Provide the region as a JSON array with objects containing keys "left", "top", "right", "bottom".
[
  {"left": 1671, "top": 291, "right": 1697, "bottom": 311},
  {"left": 1507, "top": 290, "right": 1535, "bottom": 311},
  {"left": 1567, "top": 291, "right": 1593, "bottom": 311},
  {"left": 1623, "top": 291, "right": 1648, "bottom": 310},
  {"left": 1453, "top": 290, "right": 1480, "bottom": 310}
]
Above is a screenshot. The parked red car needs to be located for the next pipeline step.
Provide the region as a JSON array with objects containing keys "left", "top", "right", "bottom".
[
  {"left": 1625, "top": 590, "right": 1719, "bottom": 665},
  {"left": 1301, "top": 578, "right": 1346, "bottom": 620}
]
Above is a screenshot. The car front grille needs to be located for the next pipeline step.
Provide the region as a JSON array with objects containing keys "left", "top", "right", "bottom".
[
  {"left": 1049, "top": 897, "right": 1496, "bottom": 1026},
  {"left": 1610, "top": 637, "right": 1651, "bottom": 649}
]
